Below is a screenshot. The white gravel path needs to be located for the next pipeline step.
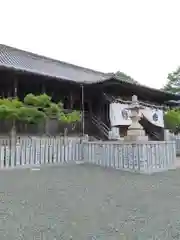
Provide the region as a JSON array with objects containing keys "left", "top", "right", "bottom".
[{"left": 0, "top": 165, "right": 180, "bottom": 239}]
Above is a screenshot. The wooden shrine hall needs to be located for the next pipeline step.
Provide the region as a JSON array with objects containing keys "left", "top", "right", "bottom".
[{"left": 0, "top": 44, "right": 179, "bottom": 139}]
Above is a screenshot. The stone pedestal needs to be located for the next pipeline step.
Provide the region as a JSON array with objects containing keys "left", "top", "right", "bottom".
[
  {"left": 108, "top": 127, "right": 120, "bottom": 140},
  {"left": 124, "top": 95, "right": 148, "bottom": 141},
  {"left": 124, "top": 135, "right": 148, "bottom": 141}
]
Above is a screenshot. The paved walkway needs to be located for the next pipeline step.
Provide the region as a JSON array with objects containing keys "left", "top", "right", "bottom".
[{"left": 0, "top": 165, "right": 180, "bottom": 239}]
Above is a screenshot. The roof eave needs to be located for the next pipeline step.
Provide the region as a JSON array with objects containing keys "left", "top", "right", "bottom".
[
  {"left": 0, "top": 64, "right": 81, "bottom": 84},
  {"left": 104, "top": 76, "right": 180, "bottom": 100}
]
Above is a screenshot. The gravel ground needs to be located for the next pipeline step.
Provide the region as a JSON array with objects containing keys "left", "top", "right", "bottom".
[{"left": 0, "top": 165, "right": 180, "bottom": 239}]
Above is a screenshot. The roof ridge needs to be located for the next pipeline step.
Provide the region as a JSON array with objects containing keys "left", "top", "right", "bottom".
[{"left": 0, "top": 44, "right": 107, "bottom": 76}]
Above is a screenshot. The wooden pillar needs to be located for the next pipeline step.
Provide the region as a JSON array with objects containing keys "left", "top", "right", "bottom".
[
  {"left": 14, "top": 77, "right": 18, "bottom": 98},
  {"left": 41, "top": 82, "right": 45, "bottom": 94},
  {"left": 90, "top": 101, "right": 92, "bottom": 116},
  {"left": 70, "top": 92, "right": 73, "bottom": 109},
  {"left": 81, "top": 84, "right": 85, "bottom": 135}
]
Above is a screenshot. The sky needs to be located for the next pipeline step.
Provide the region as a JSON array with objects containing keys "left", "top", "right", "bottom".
[{"left": 1, "top": 0, "right": 180, "bottom": 89}]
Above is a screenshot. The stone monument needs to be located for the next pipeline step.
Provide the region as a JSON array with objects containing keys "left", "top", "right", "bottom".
[{"left": 124, "top": 95, "right": 148, "bottom": 141}]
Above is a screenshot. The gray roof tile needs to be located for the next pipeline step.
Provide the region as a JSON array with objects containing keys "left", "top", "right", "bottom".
[
  {"left": 0, "top": 44, "right": 179, "bottom": 100},
  {"left": 0, "top": 44, "right": 109, "bottom": 83}
]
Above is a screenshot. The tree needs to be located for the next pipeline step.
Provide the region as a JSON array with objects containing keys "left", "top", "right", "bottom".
[
  {"left": 163, "top": 67, "right": 180, "bottom": 133},
  {"left": 18, "top": 107, "right": 46, "bottom": 124},
  {"left": 24, "top": 93, "right": 81, "bottom": 123},
  {"left": 58, "top": 110, "right": 81, "bottom": 123},
  {"left": 163, "top": 66, "right": 180, "bottom": 93},
  {"left": 24, "top": 93, "right": 51, "bottom": 109},
  {"left": 164, "top": 110, "right": 180, "bottom": 133},
  {"left": 0, "top": 98, "right": 47, "bottom": 125},
  {"left": 115, "top": 71, "right": 139, "bottom": 84},
  {"left": 0, "top": 94, "right": 81, "bottom": 136},
  {"left": 0, "top": 98, "right": 23, "bottom": 133}
]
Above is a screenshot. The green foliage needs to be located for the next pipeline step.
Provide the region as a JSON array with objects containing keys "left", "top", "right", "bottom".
[
  {"left": 0, "top": 104, "right": 18, "bottom": 120},
  {"left": 24, "top": 93, "right": 51, "bottom": 108},
  {"left": 0, "top": 98, "right": 23, "bottom": 108},
  {"left": 45, "top": 103, "right": 60, "bottom": 117},
  {"left": 0, "top": 98, "right": 23, "bottom": 121},
  {"left": 163, "top": 66, "right": 180, "bottom": 93},
  {"left": 164, "top": 110, "right": 180, "bottom": 132},
  {"left": 58, "top": 110, "right": 81, "bottom": 124},
  {"left": 58, "top": 101, "right": 63, "bottom": 109},
  {"left": 18, "top": 107, "right": 46, "bottom": 124},
  {"left": 0, "top": 94, "right": 81, "bottom": 126},
  {"left": 115, "top": 71, "right": 139, "bottom": 84}
]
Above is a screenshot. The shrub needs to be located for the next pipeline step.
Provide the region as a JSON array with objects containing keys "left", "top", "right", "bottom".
[
  {"left": 0, "top": 94, "right": 81, "bottom": 127},
  {"left": 164, "top": 109, "right": 180, "bottom": 132}
]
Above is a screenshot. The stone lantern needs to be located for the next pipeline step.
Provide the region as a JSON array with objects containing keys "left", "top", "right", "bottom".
[{"left": 124, "top": 95, "right": 148, "bottom": 141}]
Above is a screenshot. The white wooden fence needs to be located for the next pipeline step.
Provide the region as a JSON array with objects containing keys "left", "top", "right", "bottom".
[
  {"left": 0, "top": 137, "right": 176, "bottom": 174},
  {"left": 0, "top": 137, "right": 82, "bottom": 168},
  {"left": 169, "top": 134, "right": 180, "bottom": 156},
  {"left": 82, "top": 141, "right": 176, "bottom": 174},
  {"left": 173, "top": 135, "right": 180, "bottom": 155}
]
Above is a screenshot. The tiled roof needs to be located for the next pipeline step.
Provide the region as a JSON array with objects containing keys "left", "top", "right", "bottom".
[
  {"left": 0, "top": 44, "right": 179, "bottom": 100},
  {"left": 0, "top": 44, "right": 109, "bottom": 83}
]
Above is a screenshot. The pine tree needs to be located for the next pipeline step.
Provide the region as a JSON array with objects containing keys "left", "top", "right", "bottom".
[{"left": 164, "top": 66, "right": 180, "bottom": 93}]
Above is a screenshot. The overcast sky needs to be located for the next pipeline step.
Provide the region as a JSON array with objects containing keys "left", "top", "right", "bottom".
[{"left": 1, "top": 0, "right": 180, "bottom": 89}]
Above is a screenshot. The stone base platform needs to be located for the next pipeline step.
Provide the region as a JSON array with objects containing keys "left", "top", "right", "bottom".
[{"left": 124, "top": 135, "right": 148, "bottom": 141}]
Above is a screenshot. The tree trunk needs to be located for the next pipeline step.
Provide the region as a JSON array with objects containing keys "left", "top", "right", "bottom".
[
  {"left": 45, "top": 119, "right": 48, "bottom": 135},
  {"left": 10, "top": 120, "right": 16, "bottom": 146}
]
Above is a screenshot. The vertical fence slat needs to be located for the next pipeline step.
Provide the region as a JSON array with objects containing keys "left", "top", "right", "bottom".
[
  {"left": 0, "top": 137, "right": 176, "bottom": 174},
  {"left": 82, "top": 140, "right": 176, "bottom": 174}
]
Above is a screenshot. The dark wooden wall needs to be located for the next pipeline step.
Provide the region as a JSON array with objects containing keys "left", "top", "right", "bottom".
[{"left": 0, "top": 69, "right": 167, "bottom": 138}]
